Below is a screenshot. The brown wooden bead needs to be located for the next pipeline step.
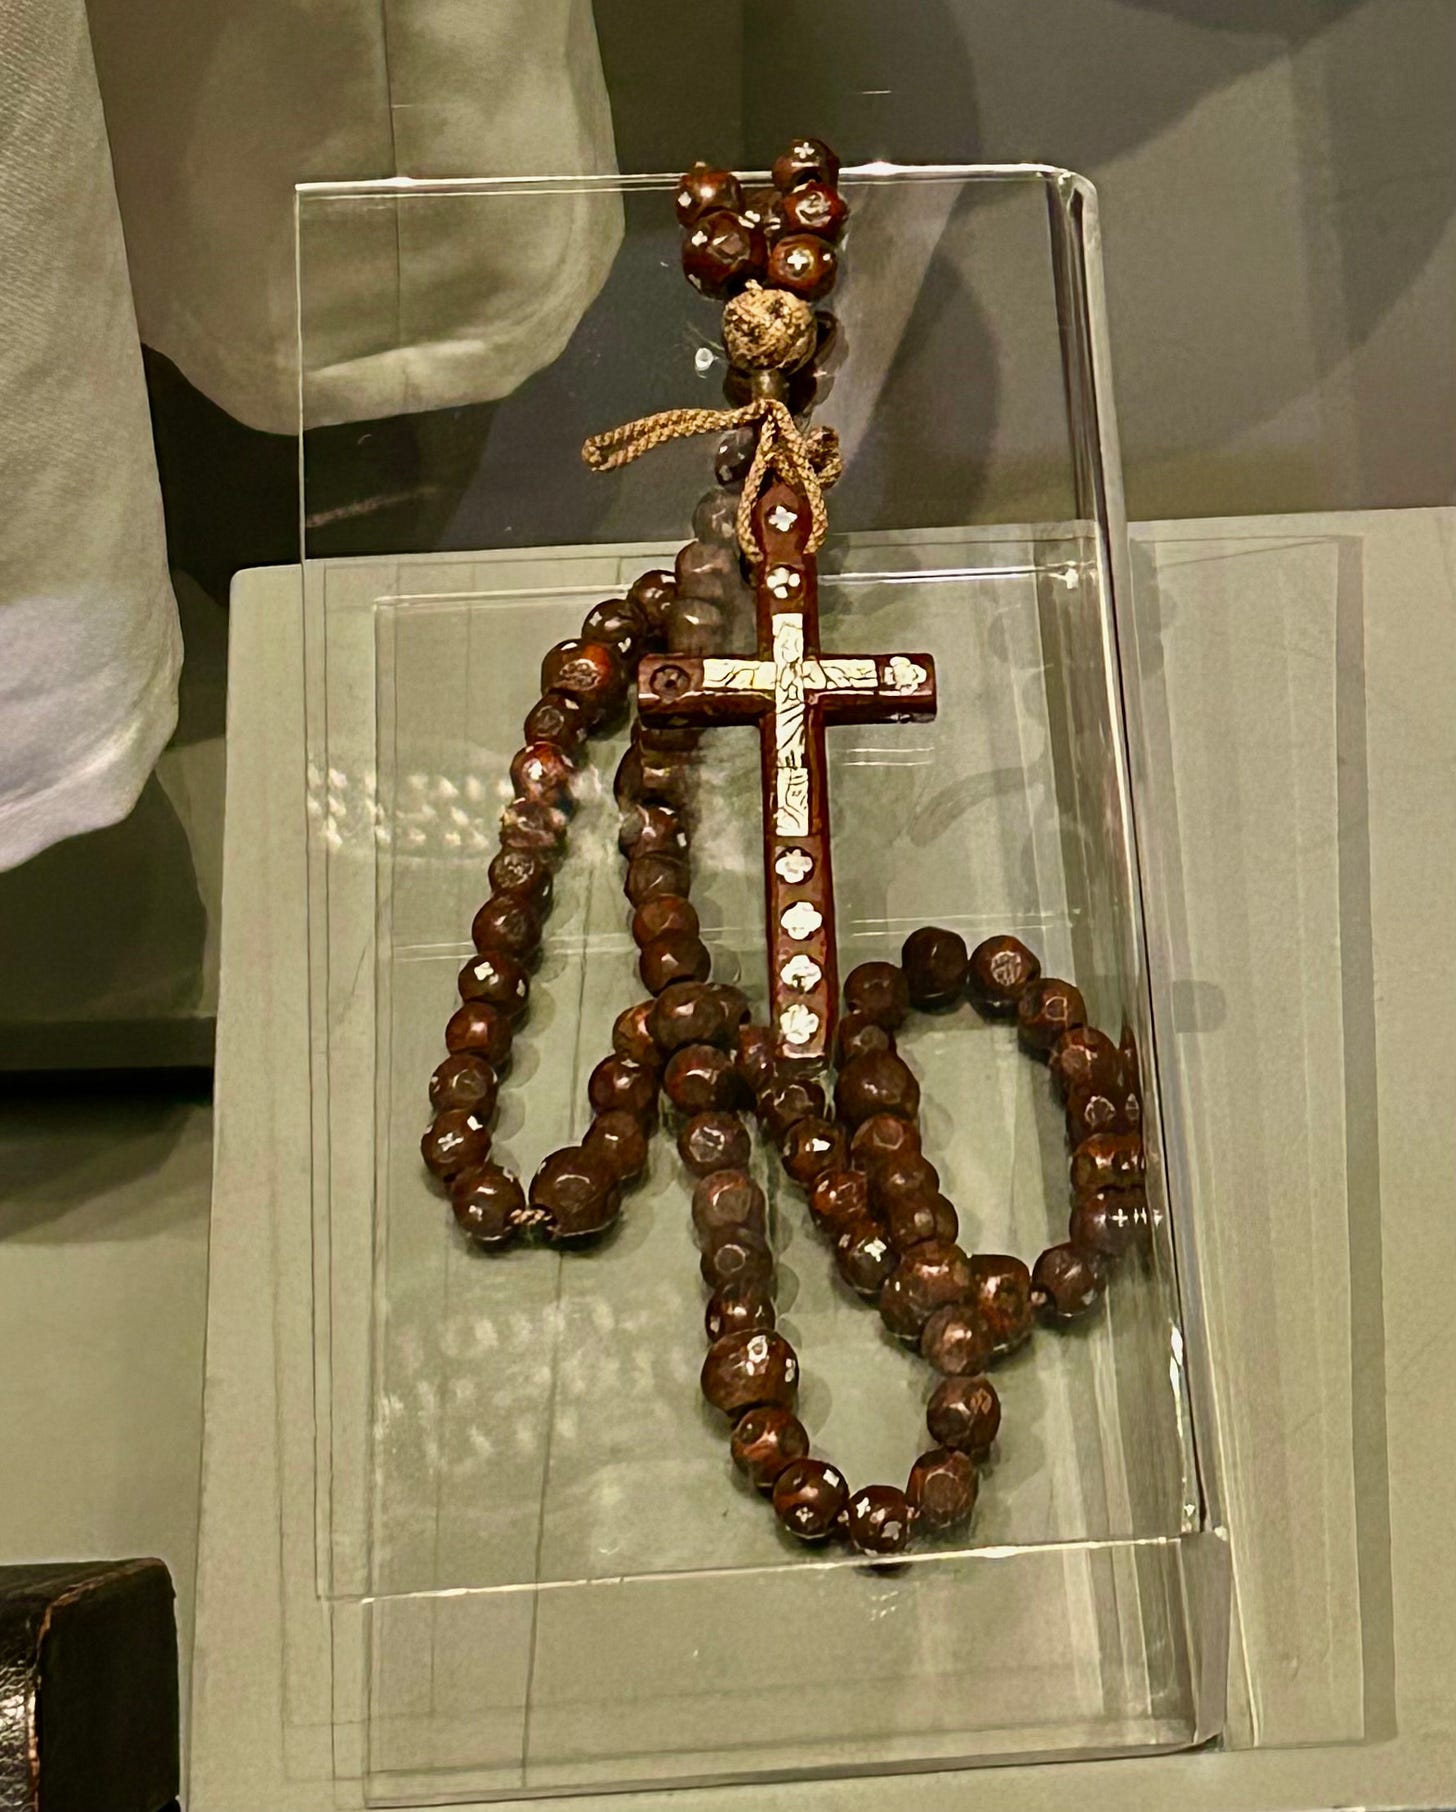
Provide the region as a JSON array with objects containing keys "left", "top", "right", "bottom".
[
  {"left": 692, "top": 1170, "right": 767, "bottom": 1247},
  {"left": 739, "top": 184, "right": 782, "bottom": 231},
  {"left": 421, "top": 1108, "right": 491, "bottom": 1180},
  {"left": 1017, "top": 977, "right": 1088, "bottom": 1054},
  {"left": 841, "top": 961, "right": 908, "bottom": 1029},
  {"left": 487, "top": 845, "right": 553, "bottom": 906},
  {"left": 906, "top": 1448, "right": 978, "bottom": 1532},
  {"left": 706, "top": 1282, "right": 775, "bottom": 1343},
  {"left": 429, "top": 1052, "right": 498, "bottom": 1116},
  {"left": 614, "top": 747, "right": 644, "bottom": 811},
  {"left": 471, "top": 892, "right": 542, "bottom": 961},
  {"left": 757, "top": 1075, "right": 826, "bottom": 1142},
  {"left": 966, "top": 1254, "right": 1034, "bottom": 1353},
  {"left": 772, "top": 1457, "right": 847, "bottom": 1540},
  {"left": 834, "top": 1050, "right": 920, "bottom": 1125},
  {"left": 781, "top": 1116, "right": 848, "bottom": 1187},
  {"left": 966, "top": 935, "right": 1041, "bottom": 1016},
  {"left": 522, "top": 690, "right": 586, "bottom": 754},
  {"left": 582, "top": 1110, "right": 649, "bottom": 1181},
  {"left": 664, "top": 596, "right": 727, "bottom": 655},
  {"left": 587, "top": 1055, "right": 658, "bottom": 1124},
  {"left": 767, "top": 234, "right": 837, "bottom": 301},
  {"left": 919, "top": 1302, "right": 992, "bottom": 1376},
  {"left": 510, "top": 741, "right": 575, "bottom": 807},
  {"left": 714, "top": 425, "right": 757, "bottom": 485},
  {"left": 901, "top": 926, "right": 969, "bottom": 1010},
  {"left": 612, "top": 1001, "right": 662, "bottom": 1070},
  {"left": 638, "top": 719, "right": 702, "bottom": 754},
  {"left": 735, "top": 1022, "right": 776, "bottom": 1095},
  {"left": 870, "top": 1153, "right": 941, "bottom": 1216},
  {"left": 640, "top": 931, "right": 712, "bottom": 994},
  {"left": 682, "top": 210, "right": 766, "bottom": 298},
  {"left": 632, "top": 893, "right": 698, "bottom": 945},
  {"left": 675, "top": 162, "right": 743, "bottom": 228},
  {"left": 835, "top": 1012, "right": 896, "bottom": 1065},
  {"left": 627, "top": 567, "right": 677, "bottom": 634},
  {"left": 636, "top": 747, "right": 695, "bottom": 811},
  {"left": 444, "top": 1001, "right": 512, "bottom": 1068},
  {"left": 879, "top": 1241, "right": 974, "bottom": 1342},
  {"left": 679, "top": 1110, "right": 751, "bottom": 1176},
  {"left": 675, "top": 538, "right": 740, "bottom": 606},
  {"left": 707, "top": 983, "right": 750, "bottom": 1032},
  {"left": 1066, "top": 1082, "right": 1135, "bottom": 1145},
  {"left": 807, "top": 1168, "right": 870, "bottom": 1233},
  {"left": 649, "top": 981, "right": 726, "bottom": 1053},
  {"left": 620, "top": 804, "right": 688, "bottom": 863},
  {"left": 888, "top": 1193, "right": 959, "bottom": 1253},
  {"left": 846, "top": 1484, "right": 913, "bottom": 1556},
  {"left": 701, "top": 1224, "right": 774, "bottom": 1290},
  {"left": 664, "top": 1043, "right": 743, "bottom": 1114},
  {"left": 498, "top": 796, "right": 567, "bottom": 856},
  {"left": 580, "top": 596, "right": 646, "bottom": 663},
  {"left": 1070, "top": 1188, "right": 1144, "bottom": 1259},
  {"left": 775, "top": 180, "right": 849, "bottom": 241},
  {"left": 731, "top": 1406, "right": 809, "bottom": 1491},
  {"left": 1047, "top": 1024, "right": 1121, "bottom": 1099},
  {"left": 701, "top": 1328, "right": 798, "bottom": 1416},
  {"left": 834, "top": 1216, "right": 896, "bottom": 1297},
  {"left": 1070, "top": 1132, "right": 1145, "bottom": 1195},
  {"left": 927, "top": 1375, "right": 1001, "bottom": 1458},
  {"left": 457, "top": 949, "right": 530, "bottom": 1021},
  {"left": 772, "top": 137, "right": 841, "bottom": 192},
  {"left": 532, "top": 1146, "right": 622, "bottom": 1243},
  {"left": 1034, "top": 1242, "right": 1109, "bottom": 1322},
  {"left": 625, "top": 852, "right": 691, "bottom": 906},
  {"left": 539, "top": 637, "right": 626, "bottom": 725},
  {"left": 450, "top": 1163, "right": 525, "bottom": 1247},
  {"left": 850, "top": 1113, "right": 920, "bottom": 1176},
  {"left": 692, "top": 487, "right": 739, "bottom": 546}
]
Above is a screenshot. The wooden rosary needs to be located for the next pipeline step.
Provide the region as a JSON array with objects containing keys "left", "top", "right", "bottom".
[{"left": 420, "top": 140, "right": 1150, "bottom": 1558}]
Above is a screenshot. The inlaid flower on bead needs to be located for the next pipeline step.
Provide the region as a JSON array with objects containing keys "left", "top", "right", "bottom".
[
  {"left": 781, "top": 953, "right": 822, "bottom": 992},
  {"left": 767, "top": 503, "right": 798, "bottom": 533},
  {"left": 779, "top": 1003, "right": 819, "bottom": 1045},
  {"left": 883, "top": 655, "right": 928, "bottom": 692},
  {"left": 766, "top": 564, "right": 802, "bottom": 600},
  {"left": 775, "top": 847, "right": 814, "bottom": 884},
  {"left": 781, "top": 900, "right": 823, "bottom": 940}
]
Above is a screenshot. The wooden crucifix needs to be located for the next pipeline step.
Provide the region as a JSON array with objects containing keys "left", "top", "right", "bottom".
[{"left": 637, "top": 479, "right": 937, "bottom": 1069}]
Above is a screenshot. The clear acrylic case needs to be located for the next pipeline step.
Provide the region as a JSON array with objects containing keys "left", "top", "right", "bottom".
[{"left": 294, "top": 166, "right": 1228, "bottom": 1802}]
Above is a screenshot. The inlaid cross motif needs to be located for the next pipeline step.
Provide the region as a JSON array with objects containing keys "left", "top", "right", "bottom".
[{"left": 638, "top": 480, "right": 936, "bottom": 1068}]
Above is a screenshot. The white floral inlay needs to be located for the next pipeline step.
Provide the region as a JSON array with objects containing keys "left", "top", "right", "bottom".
[
  {"left": 767, "top": 503, "right": 798, "bottom": 532},
  {"left": 779, "top": 1003, "right": 819, "bottom": 1045},
  {"left": 883, "top": 655, "right": 928, "bottom": 692},
  {"left": 766, "top": 564, "right": 801, "bottom": 600},
  {"left": 781, "top": 901, "right": 823, "bottom": 940},
  {"left": 775, "top": 848, "right": 814, "bottom": 885},
  {"left": 781, "top": 953, "right": 822, "bottom": 992}
]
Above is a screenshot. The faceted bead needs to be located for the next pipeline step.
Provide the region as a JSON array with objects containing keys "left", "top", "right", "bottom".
[
  {"left": 927, "top": 1375, "right": 1001, "bottom": 1457},
  {"left": 906, "top": 1448, "right": 978, "bottom": 1532},
  {"left": 626, "top": 853, "right": 691, "bottom": 906},
  {"left": 834, "top": 1050, "right": 920, "bottom": 1125},
  {"left": 846, "top": 1484, "right": 913, "bottom": 1557},
  {"left": 900, "top": 926, "right": 969, "bottom": 1010},
  {"left": 581, "top": 596, "right": 647, "bottom": 664},
  {"left": 780, "top": 1116, "right": 848, "bottom": 1187},
  {"left": 870, "top": 1153, "right": 941, "bottom": 1217},
  {"left": 632, "top": 892, "right": 698, "bottom": 945},
  {"left": 450, "top": 1163, "right": 525, "bottom": 1247},
  {"left": 1070, "top": 1188, "right": 1144, "bottom": 1259},
  {"left": 488, "top": 845, "right": 553, "bottom": 906},
  {"left": 640, "top": 931, "right": 712, "bottom": 994},
  {"left": 879, "top": 1241, "right": 974, "bottom": 1342},
  {"left": 1033, "top": 1243, "right": 1109, "bottom": 1323},
  {"left": 612, "top": 1001, "right": 662, "bottom": 1069},
  {"left": 836, "top": 1012, "right": 896, "bottom": 1064},
  {"left": 1047, "top": 1024, "right": 1122, "bottom": 1100},
  {"left": 731, "top": 1406, "right": 809, "bottom": 1491},
  {"left": 1066, "top": 1081, "right": 1134, "bottom": 1145},
  {"left": 627, "top": 568, "right": 677, "bottom": 635},
  {"left": 638, "top": 719, "right": 701, "bottom": 755},
  {"left": 966, "top": 935, "right": 1041, "bottom": 1016},
  {"left": 429, "top": 1052, "right": 498, "bottom": 1116},
  {"left": 522, "top": 690, "right": 586, "bottom": 754},
  {"left": 766, "top": 234, "right": 837, "bottom": 302},
  {"left": 692, "top": 487, "right": 740, "bottom": 546},
  {"left": 421, "top": 1108, "right": 491, "bottom": 1180},
  {"left": 675, "top": 538, "right": 740, "bottom": 606},
  {"left": 772, "top": 1457, "right": 848, "bottom": 1540},
  {"left": 444, "top": 1001, "right": 513, "bottom": 1069},
  {"left": 842, "top": 961, "right": 909, "bottom": 1028},
  {"left": 919, "top": 1303, "right": 992, "bottom": 1376},
  {"left": 807, "top": 1167, "right": 870, "bottom": 1233},
  {"left": 620, "top": 805, "right": 688, "bottom": 864},
  {"left": 582, "top": 1110, "right": 649, "bottom": 1181},
  {"left": 471, "top": 893, "right": 541, "bottom": 960},
  {"left": 757, "top": 1075, "right": 826, "bottom": 1142},
  {"left": 708, "top": 984, "right": 751, "bottom": 1034},
  {"left": 499, "top": 797, "right": 567, "bottom": 857},
  {"left": 775, "top": 180, "right": 850, "bottom": 241},
  {"left": 961, "top": 1254, "right": 1031, "bottom": 1354},
  {"left": 664, "top": 595, "right": 727, "bottom": 655},
  {"left": 682, "top": 210, "right": 766, "bottom": 298},
  {"left": 700, "top": 1224, "right": 774, "bottom": 1290},
  {"left": 1017, "top": 977, "right": 1088, "bottom": 1054},
  {"left": 539, "top": 637, "right": 626, "bottom": 725},
  {"left": 772, "top": 137, "right": 841, "bottom": 192},
  {"left": 586, "top": 1055, "right": 658, "bottom": 1124},
  {"left": 887, "top": 1193, "right": 958, "bottom": 1253},
  {"left": 649, "top": 981, "right": 727, "bottom": 1053},
  {"left": 834, "top": 1217, "right": 896, "bottom": 1297},
  {"left": 701, "top": 1328, "right": 798, "bottom": 1416},
  {"left": 1070, "top": 1132, "right": 1145, "bottom": 1195},
  {"left": 457, "top": 949, "right": 529, "bottom": 1021},
  {"left": 510, "top": 740, "right": 575, "bottom": 807},
  {"left": 850, "top": 1113, "right": 920, "bottom": 1176},
  {"left": 679, "top": 1110, "right": 752, "bottom": 1176},
  {"left": 736, "top": 1022, "right": 777, "bottom": 1094},
  {"left": 665, "top": 1043, "right": 743, "bottom": 1114},
  {"left": 614, "top": 745, "right": 644, "bottom": 806},
  {"left": 532, "top": 1146, "right": 622, "bottom": 1243},
  {"left": 715, "top": 425, "right": 758, "bottom": 486},
  {"left": 692, "top": 1170, "right": 767, "bottom": 1247},
  {"left": 636, "top": 747, "right": 695, "bottom": 810},
  {"left": 739, "top": 184, "right": 782, "bottom": 231},
  {"left": 675, "top": 162, "right": 743, "bottom": 228},
  {"left": 706, "top": 1281, "right": 776, "bottom": 1343}
]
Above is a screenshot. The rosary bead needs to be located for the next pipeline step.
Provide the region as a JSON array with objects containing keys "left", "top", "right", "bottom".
[
  {"left": 581, "top": 596, "right": 647, "bottom": 664},
  {"left": 927, "top": 1375, "right": 1001, "bottom": 1458},
  {"left": 849, "top": 1112, "right": 920, "bottom": 1176},
  {"left": 1017, "top": 977, "right": 1088, "bottom": 1055},
  {"left": 1070, "top": 1132, "right": 1145, "bottom": 1195},
  {"left": 445, "top": 1001, "right": 513, "bottom": 1069},
  {"left": 706, "top": 1281, "right": 776, "bottom": 1343},
  {"left": 665, "top": 1044, "right": 744, "bottom": 1114},
  {"left": 613, "top": 745, "right": 645, "bottom": 807},
  {"left": 522, "top": 690, "right": 587, "bottom": 754},
  {"left": 906, "top": 1449, "right": 978, "bottom": 1533},
  {"left": 612, "top": 1000, "right": 662, "bottom": 1070},
  {"left": 1033, "top": 1242, "right": 1109, "bottom": 1323},
  {"left": 626, "top": 852, "right": 692, "bottom": 906},
  {"left": 1066, "top": 1081, "right": 1135, "bottom": 1145},
  {"left": 900, "top": 926, "right": 969, "bottom": 1010},
  {"left": 708, "top": 983, "right": 751, "bottom": 1032},
  {"left": 772, "top": 137, "right": 841, "bottom": 192},
  {"left": 870, "top": 1153, "right": 941, "bottom": 1216},
  {"left": 640, "top": 931, "right": 712, "bottom": 994},
  {"left": 587, "top": 1055, "right": 658, "bottom": 1124},
  {"left": 731, "top": 1405, "right": 809, "bottom": 1491},
  {"left": 540, "top": 637, "right": 627, "bottom": 726},
  {"left": 701, "top": 1328, "right": 798, "bottom": 1416},
  {"left": 966, "top": 934, "right": 1041, "bottom": 1016},
  {"left": 888, "top": 1193, "right": 959, "bottom": 1254},
  {"left": 757, "top": 1075, "right": 826, "bottom": 1142},
  {"left": 1070, "top": 1188, "right": 1144, "bottom": 1259},
  {"left": 675, "top": 162, "right": 743, "bottom": 228},
  {"left": 636, "top": 748, "right": 695, "bottom": 810},
  {"left": 701, "top": 1223, "right": 774, "bottom": 1290},
  {"left": 682, "top": 210, "right": 766, "bottom": 298},
  {"left": 692, "top": 487, "right": 740, "bottom": 547},
  {"left": 766, "top": 234, "right": 837, "bottom": 302},
  {"left": 665, "top": 596, "right": 727, "bottom": 656},
  {"left": 919, "top": 1302, "right": 992, "bottom": 1376},
  {"left": 533, "top": 1146, "right": 622, "bottom": 1244},
  {"left": 781, "top": 1116, "right": 849, "bottom": 1187},
  {"left": 772, "top": 1457, "right": 847, "bottom": 1540},
  {"left": 620, "top": 804, "right": 688, "bottom": 864},
  {"left": 676, "top": 538, "right": 741, "bottom": 607},
  {"left": 429, "top": 1052, "right": 498, "bottom": 1116},
  {"left": 834, "top": 1216, "right": 896, "bottom": 1297},
  {"left": 842, "top": 960, "right": 910, "bottom": 1028},
  {"left": 966, "top": 1254, "right": 1034, "bottom": 1354},
  {"left": 632, "top": 893, "right": 698, "bottom": 946},
  {"left": 487, "top": 845, "right": 553, "bottom": 906},
  {"left": 421, "top": 1108, "right": 492, "bottom": 1181},
  {"left": 510, "top": 740, "right": 576, "bottom": 808},
  {"left": 627, "top": 568, "right": 677, "bottom": 635},
  {"left": 679, "top": 1110, "right": 752, "bottom": 1176},
  {"left": 834, "top": 1050, "right": 920, "bottom": 1125},
  {"left": 714, "top": 425, "right": 758, "bottom": 486},
  {"left": 457, "top": 949, "right": 530, "bottom": 1021},
  {"left": 774, "top": 180, "right": 850, "bottom": 242},
  {"left": 1047, "top": 1024, "right": 1122, "bottom": 1099},
  {"left": 808, "top": 1167, "right": 871, "bottom": 1233},
  {"left": 836, "top": 1012, "right": 896, "bottom": 1065},
  {"left": 583, "top": 1110, "right": 649, "bottom": 1181},
  {"left": 735, "top": 1022, "right": 776, "bottom": 1095},
  {"left": 740, "top": 184, "right": 782, "bottom": 231},
  {"left": 450, "top": 1163, "right": 525, "bottom": 1247},
  {"left": 650, "top": 981, "right": 726, "bottom": 1053},
  {"left": 471, "top": 893, "right": 542, "bottom": 961},
  {"left": 499, "top": 797, "right": 567, "bottom": 857},
  {"left": 845, "top": 1484, "right": 914, "bottom": 1557},
  {"left": 692, "top": 1169, "right": 768, "bottom": 1246},
  {"left": 879, "top": 1241, "right": 974, "bottom": 1342}
]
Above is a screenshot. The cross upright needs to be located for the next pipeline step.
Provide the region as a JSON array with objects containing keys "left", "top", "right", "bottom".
[{"left": 637, "top": 479, "right": 936, "bottom": 1070}]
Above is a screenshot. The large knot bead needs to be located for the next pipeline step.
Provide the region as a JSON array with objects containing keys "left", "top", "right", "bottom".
[{"left": 722, "top": 283, "right": 817, "bottom": 371}]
